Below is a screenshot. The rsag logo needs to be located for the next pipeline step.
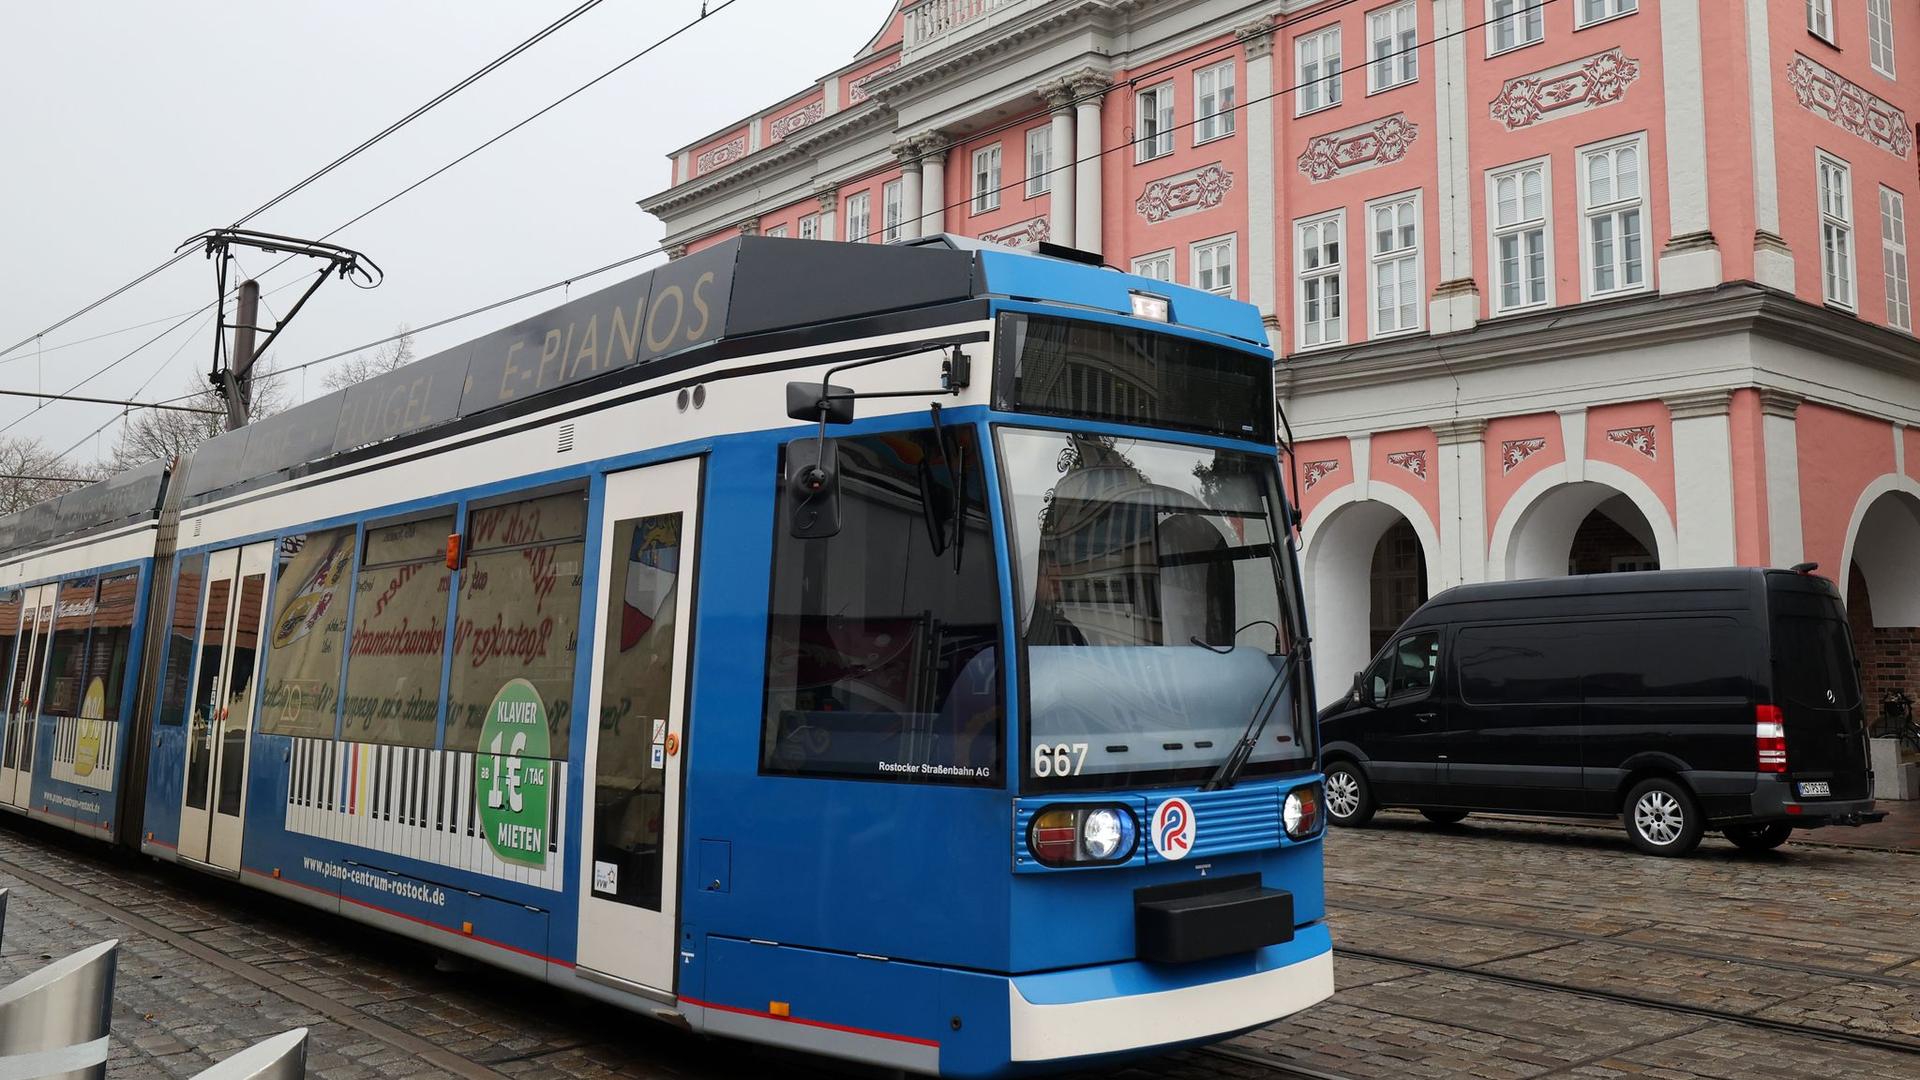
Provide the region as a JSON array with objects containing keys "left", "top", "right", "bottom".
[{"left": 1151, "top": 797, "right": 1196, "bottom": 861}]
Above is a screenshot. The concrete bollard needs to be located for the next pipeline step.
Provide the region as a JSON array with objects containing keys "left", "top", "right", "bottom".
[
  {"left": 0, "top": 939, "right": 118, "bottom": 1080},
  {"left": 188, "top": 1029, "right": 308, "bottom": 1080}
]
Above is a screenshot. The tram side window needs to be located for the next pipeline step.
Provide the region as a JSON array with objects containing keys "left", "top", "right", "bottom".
[
  {"left": 158, "top": 558, "right": 204, "bottom": 726},
  {"left": 85, "top": 571, "right": 140, "bottom": 721},
  {"left": 344, "top": 512, "right": 454, "bottom": 747},
  {"left": 761, "top": 427, "right": 1002, "bottom": 784},
  {"left": 447, "top": 490, "right": 586, "bottom": 757},
  {"left": 0, "top": 591, "right": 20, "bottom": 707},
  {"left": 44, "top": 578, "right": 98, "bottom": 717},
  {"left": 259, "top": 528, "right": 357, "bottom": 740}
]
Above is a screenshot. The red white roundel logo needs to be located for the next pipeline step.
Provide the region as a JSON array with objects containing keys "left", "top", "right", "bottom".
[{"left": 1151, "top": 797, "right": 1196, "bottom": 861}]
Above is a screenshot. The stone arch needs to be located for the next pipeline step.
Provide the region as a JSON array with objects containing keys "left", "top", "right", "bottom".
[
  {"left": 1489, "top": 460, "right": 1677, "bottom": 580},
  {"left": 1301, "top": 483, "right": 1440, "bottom": 704},
  {"left": 1840, "top": 475, "right": 1920, "bottom": 628}
]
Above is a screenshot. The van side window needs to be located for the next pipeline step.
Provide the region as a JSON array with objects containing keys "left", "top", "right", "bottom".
[
  {"left": 1386, "top": 630, "right": 1440, "bottom": 699},
  {"left": 1457, "top": 623, "right": 1582, "bottom": 704},
  {"left": 1585, "top": 617, "right": 1751, "bottom": 699}
]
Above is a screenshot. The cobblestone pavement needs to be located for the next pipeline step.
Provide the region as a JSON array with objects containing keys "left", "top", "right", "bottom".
[{"left": 4, "top": 811, "right": 1920, "bottom": 1079}]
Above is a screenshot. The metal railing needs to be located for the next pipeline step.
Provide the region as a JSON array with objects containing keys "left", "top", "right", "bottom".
[{"left": 0, "top": 903, "right": 307, "bottom": 1080}]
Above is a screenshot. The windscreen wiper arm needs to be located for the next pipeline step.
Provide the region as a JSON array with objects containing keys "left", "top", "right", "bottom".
[{"left": 1201, "top": 648, "right": 1300, "bottom": 792}]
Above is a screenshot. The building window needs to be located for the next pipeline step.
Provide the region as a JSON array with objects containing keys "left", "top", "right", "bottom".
[
  {"left": 1807, "top": 0, "right": 1834, "bottom": 42},
  {"left": 1489, "top": 0, "right": 1544, "bottom": 54},
  {"left": 972, "top": 145, "right": 1002, "bottom": 213},
  {"left": 1580, "top": 135, "right": 1647, "bottom": 297},
  {"left": 1137, "top": 82, "right": 1175, "bottom": 161},
  {"left": 1883, "top": 187, "right": 1912, "bottom": 331},
  {"left": 1193, "top": 235, "right": 1236, "bottom": 296},
  {"left": 1868, "top": 0, "right": 1895, "bottom": 77},
  {"left": 799, "top": 214, "right": 819, "bottom": 240},
  {"left": 1577, "top": 0, "right": 1636, "bottom": 28},
  {"left": 1132, "top": 250, "right": 1175, "bottom": 282},
  {"left": 846, "top": 191, "right": 872, "bottom": 243},
  {"left": 1026, "top": 126, "right": 1052, "bottom": 197},
  {"left": 1296, "top": 27, "right": 1342, "bottom": 115},
  {"left": 1194, "top": 61, "right": 1236, "bottom": 143},
  {"left": 1368, "top": 193, "right": 1421, "bottom": 337},
  {"left": 1818, "top": 152, "right": 1855, "bottom": 310},
  {"left": 1490, "top": 158, "right": 1551, "bottom": 313},
  {"left": 883, "top": 179, "right": 904, "bottom": 242},
  {"left": 1296, "top": 212, "right": 1345, "bottom": 348},
  {"left": 1368, "top": 3, "right": 1418, "bottom": 92}
]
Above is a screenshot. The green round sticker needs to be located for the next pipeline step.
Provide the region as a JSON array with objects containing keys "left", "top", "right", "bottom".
[{"left": 476, "top": 678, "right": 552, "bottom": 868}]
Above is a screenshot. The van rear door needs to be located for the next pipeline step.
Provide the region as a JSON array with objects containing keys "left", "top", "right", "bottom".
[{"left": 1767, "top": 581, "right": 1872, "bottom": 801}]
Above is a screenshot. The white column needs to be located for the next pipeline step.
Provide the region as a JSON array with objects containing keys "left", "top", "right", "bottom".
[
  {"left": 1239, "top": 21, "right": 1279, "bottom": 330},
  {"left": 1560, "top": 408, "right": 1589, "bottom": 483},
  {"left": 894, "top": 141, "right": 924, "bottom": 241},
  {"left": 1667, "top": 390, "right": 1738, "bottom": 566},
  {"left": 1761, "top": 390, "right": 1805, "bottom": 567},
  {"left": 1429, "top": 0, "right": 1478, "bottom": 333},
  {"left": 1434, "top": 419, "right": 1488, "bottom": 586},
  {"left": 1745, "top": 0, "right": 1795, "bottom": 290},
  {"left": 919, "top": 135, "right": 949, "bottom": 237},
  {"left": 816, "top": 188, "right": 839, "bottom": 243},
  {"left": 1071, "top": 71, "right": 1108, "bottom": 256},
  {"left": 1658, "top": 0, "right": 1722, "bottom": 293},
  {"left": 1045, "top": 82, "right": 1077, "bottom": 247}
]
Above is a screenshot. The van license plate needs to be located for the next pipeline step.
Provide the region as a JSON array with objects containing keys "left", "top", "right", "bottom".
[{"left": 1797, "top": 781, "right": 1831, "bottom": 798}]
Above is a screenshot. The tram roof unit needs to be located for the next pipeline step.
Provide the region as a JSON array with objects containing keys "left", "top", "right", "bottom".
[{"left": 0, "top": 235, "right": 1267, "bottom": 556}]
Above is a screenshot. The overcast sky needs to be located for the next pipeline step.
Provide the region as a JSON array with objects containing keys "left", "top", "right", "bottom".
[{"left": 0, "top": 0, "right": 893, "bottom": 468}]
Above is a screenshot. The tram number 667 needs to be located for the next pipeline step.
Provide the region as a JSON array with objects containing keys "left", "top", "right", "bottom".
[{"left": 1031, "top": 742, "right": 1088, "bottom": 777}]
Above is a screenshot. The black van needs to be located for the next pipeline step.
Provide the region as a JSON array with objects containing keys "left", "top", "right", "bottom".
[{"left": 1318, "top": 568, "right": 1883, "bottom": 856}]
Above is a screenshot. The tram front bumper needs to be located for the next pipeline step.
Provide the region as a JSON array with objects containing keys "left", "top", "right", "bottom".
[{"left": 1006, "top": 923, "right": 1333, "bottom": 1065}]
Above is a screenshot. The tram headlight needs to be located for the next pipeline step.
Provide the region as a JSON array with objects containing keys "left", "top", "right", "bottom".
[
  {"left": 1283, "top": 784, "right": 1325, "bottom": 840},
  {"left": 1028, "top": 805, "right": 1138, "bottom": 867}
]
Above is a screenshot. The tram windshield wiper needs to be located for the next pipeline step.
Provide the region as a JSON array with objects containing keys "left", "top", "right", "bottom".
[{"left": 1201, "top": 647, "right": 1301, "bottom": 791}]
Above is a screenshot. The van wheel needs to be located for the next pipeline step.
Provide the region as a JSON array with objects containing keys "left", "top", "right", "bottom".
[
  {"left": 1624, "top": 779, "right": 1703, "bottom": 856},
  {"left": 1420, "top": 810, "right": 1468, "bottom": 825},
  {"left": 1324, "top": 762, "right": 1375, "bottom": 827},
  {"left": 1723, "top": 822, "right": 1794, "bottom": 853}
]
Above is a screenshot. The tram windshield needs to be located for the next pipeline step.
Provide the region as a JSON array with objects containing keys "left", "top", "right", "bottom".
[{"left": 999, "top": 428, "right": 1310, "bottom": 790}]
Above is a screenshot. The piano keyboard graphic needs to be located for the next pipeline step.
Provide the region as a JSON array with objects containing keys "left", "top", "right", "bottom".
[
  {"left": 49, "top": 716, "right": 117, "bottom": 792},
  {"left": 282, "top": 737, "right": 568, "bottom": 892}
]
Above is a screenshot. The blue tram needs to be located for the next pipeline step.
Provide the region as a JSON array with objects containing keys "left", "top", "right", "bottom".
[{"left": 0, "top": 237, "right": 1330, "bottom": 1076}]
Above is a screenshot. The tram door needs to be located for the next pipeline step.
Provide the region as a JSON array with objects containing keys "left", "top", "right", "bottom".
[
  {"left": 577, "top": 458, "right": 701, "bottom": 993},
  {"left": 180, "top": 543, "right": 273, "bottom": 871},
  {"left": 0, "top": 585, "right": 54, "bottom": 808}
]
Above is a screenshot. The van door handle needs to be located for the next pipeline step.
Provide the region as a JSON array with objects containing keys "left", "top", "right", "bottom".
[{"left": 1416, "top": 712, "right": 1438, "bottom": 723}]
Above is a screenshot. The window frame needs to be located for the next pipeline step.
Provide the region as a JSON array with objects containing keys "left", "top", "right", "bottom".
[
  {"left": 344, "top": 506, "right": 458, "bottom": 749},
  {"left": 1487, "top": 155, "right": 1556, "bottom": 316},
  {"left": 764, "top": 223, "right": 790, "bottom": 239},
  {"left": 1487, "top": 0, "right": 1545, "bottom": 56},
  {"left": 1807, "top": 0, "right": 1835, "bottom": 44},
  {"left": 1576, "top": 132, "right": 1651, "bottom": 300},
  {"left": 1136, "top": 81, "right": 1176, "bottom": 162},
  {"left": 1365, "top": 190, "right": 1424, "bottom": 339},
  {"left": 1191, "top": 233, "right": 1238, "bottom": 298},
  {"left": 1295, "top": 25, "right": 1343, "bottom": 116},
  {"left": 1131, "top": 249, "right": 1176, "bottom": 283},
  {"left": 972, "top": 143, "right": 1003, "bottom": 214},
  {"left": 1818, "top": 150, "right": 1857, "bottom": 312},
  {"left": 1193, "top": 60, "right": 1237, "bottom": 144},
  {"left": 1295, "top": 209, "right": 1348, "bottom": 350},
  {"left": 1868, "top": 0, "right": 1895, "bottom": 78},
  {"left": 1882, "top": 185, "right": 1912, "bottom": 332},
  {"left": 1373, "top": 629, "right": 1439, "bottom": 705},
  {"left": 1575, "top": 0, "right": 1637, "bottom": 31},
  {"left": 798, "top": 214, "right": 820, "bottom": 241},
  {"left": 1025, "top": 125, "right": 1052, "bottom": 198},
  {"left": 883, "top": 179, "right": 904, "bottom": 243},
  {"left": 1366, "top": 1, "right": 1419, "bottom": 94},
  {"left": 845, "top": 190, "right": 872, "bottom": 243}
]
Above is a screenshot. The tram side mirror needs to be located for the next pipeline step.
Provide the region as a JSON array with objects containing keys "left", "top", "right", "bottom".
[
  {"left": 786, "top": 381, "right": 856, "bottom": 424},
  {"left": 787, "top": 436, "right": 842, "bottom": 539}
]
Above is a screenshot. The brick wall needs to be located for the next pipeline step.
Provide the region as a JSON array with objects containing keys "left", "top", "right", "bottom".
[{"left": 1847, "top": 564, "right": 1920, "bottom": 719}]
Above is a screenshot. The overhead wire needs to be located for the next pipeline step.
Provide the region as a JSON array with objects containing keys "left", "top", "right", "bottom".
[
  {"left": 0, "top": 0, "right": 617, "bottom": 363},
  {"left": 235, "top": 0, "right": 1551, "bottom": 395}
]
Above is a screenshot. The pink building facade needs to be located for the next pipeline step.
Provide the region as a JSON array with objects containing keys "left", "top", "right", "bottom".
[{"left": 642, "top": 0, "right": 1920, "bottom": 705}]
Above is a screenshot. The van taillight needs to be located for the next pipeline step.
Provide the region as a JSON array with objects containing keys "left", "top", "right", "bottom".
[{"left": 1756, "top": 705, "right": 1788, "bottom": 774}]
